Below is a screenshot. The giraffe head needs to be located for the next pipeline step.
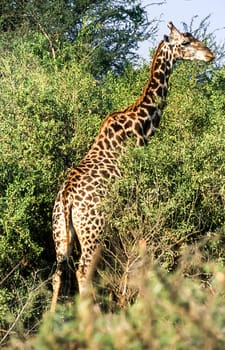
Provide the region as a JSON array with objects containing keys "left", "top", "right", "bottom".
[{"left": 165, "top": 21, "right": 215, "bottom": 62}]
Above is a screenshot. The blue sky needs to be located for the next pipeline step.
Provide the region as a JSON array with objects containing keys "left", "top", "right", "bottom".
[{"left": 139, "top": 0, "right": 225, "bottom": 59}]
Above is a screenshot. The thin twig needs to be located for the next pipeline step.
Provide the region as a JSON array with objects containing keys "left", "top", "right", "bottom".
[
  {"left": 0, "top": 261, "right": 21, "bottom": 286},
  {"left": 0, "top": 278, "right": 50, "bottom": 346}
]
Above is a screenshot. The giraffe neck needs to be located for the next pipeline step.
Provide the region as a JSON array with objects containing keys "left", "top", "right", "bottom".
[
  {"left": 82, "top": 40, "right": 176, "bottom": 165},
  {"left": 134, "top": 40, "right": 174, "bottom": 111}
]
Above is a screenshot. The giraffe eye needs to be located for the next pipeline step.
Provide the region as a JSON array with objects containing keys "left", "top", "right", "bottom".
[{"left": 182, "top": 41, "right": 191, "bottom": 46}]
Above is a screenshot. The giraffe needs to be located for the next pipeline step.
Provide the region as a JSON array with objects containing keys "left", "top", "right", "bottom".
[{"left": 50, "top": 22, "right": 214, "bottom": 311}]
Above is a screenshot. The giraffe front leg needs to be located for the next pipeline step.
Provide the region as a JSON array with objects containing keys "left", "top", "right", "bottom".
[
  {"left": 76, "top": 263, "right": 89, "bottom": 297},
  {"left": 76, "top": 244, "right": 101, "bottom": 297}
]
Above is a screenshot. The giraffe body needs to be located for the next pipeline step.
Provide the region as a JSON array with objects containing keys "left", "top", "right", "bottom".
[{"left": 51, "top": 22, "right": 214, "bottom": 311}]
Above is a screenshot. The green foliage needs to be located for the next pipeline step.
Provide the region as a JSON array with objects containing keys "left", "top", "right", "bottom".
[
  {"left": 12, "top": 260, "right": 225, "bottom": 349},
  {"left": 0, "top": 0, "right": 157, "bottom": 75},
  {"left": 1, "top": 13, "right": 225, "bottom": 348},
  {"left": 0, "top": 36, "right": 103, "bottom": 339}
]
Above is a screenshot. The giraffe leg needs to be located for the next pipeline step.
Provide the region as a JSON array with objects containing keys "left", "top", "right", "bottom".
[
  {"left": 51, "top": 198, "right": 75, "bottom": 310},
  {"left": 76, "top": 244, "right": 101, "bottom": 297},
  {"left": 51, "top": 266, "right": 62, "bottom": 312},
  {"left": 51, "top": 255, "right": 77, "bottom": 311},
  {"left": 76, "top": 253, "right": 95, "bottom": 296},
  {"left": 71, "top": 205, "right": 104, "bottom": 296}
]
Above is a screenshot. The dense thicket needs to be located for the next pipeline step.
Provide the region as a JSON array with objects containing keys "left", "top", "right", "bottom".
[{"left": 0, "top": 2, "right": 225, "bottom": 347}]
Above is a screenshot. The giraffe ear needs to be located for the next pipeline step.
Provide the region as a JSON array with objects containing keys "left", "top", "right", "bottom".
[
  {"left": 168, "top": 22, "right": 176, "bottom": 31},
  {"left": 168, "top": 21, "right": 182, "bottom": 41}
]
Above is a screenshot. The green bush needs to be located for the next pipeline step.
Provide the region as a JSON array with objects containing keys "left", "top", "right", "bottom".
[
  {"left": 1, "top": 24, "right": 225, "bottom": 348},
  {"left": 0, "top": 36, "right": 102, "bottom": 338},
  {"left": 13, "top": 259, "right": 225, "bottom": 349}
]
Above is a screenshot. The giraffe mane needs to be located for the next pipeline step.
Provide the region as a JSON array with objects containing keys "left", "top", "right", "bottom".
[
  {"left": 127, "top": 40, "right": 165, "bottom": 110},
  {"left": 149, "top": 40, "right": 165, "bottom": 79}
]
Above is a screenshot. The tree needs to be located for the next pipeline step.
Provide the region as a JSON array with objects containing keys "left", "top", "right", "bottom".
[{"left": 0, "top": 0, "right": 158, "bottom": 75}]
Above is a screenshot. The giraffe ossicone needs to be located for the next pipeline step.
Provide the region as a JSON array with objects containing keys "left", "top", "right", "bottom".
[{"left": 50, "top": 22, "right": 214, "bottom": 311}]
